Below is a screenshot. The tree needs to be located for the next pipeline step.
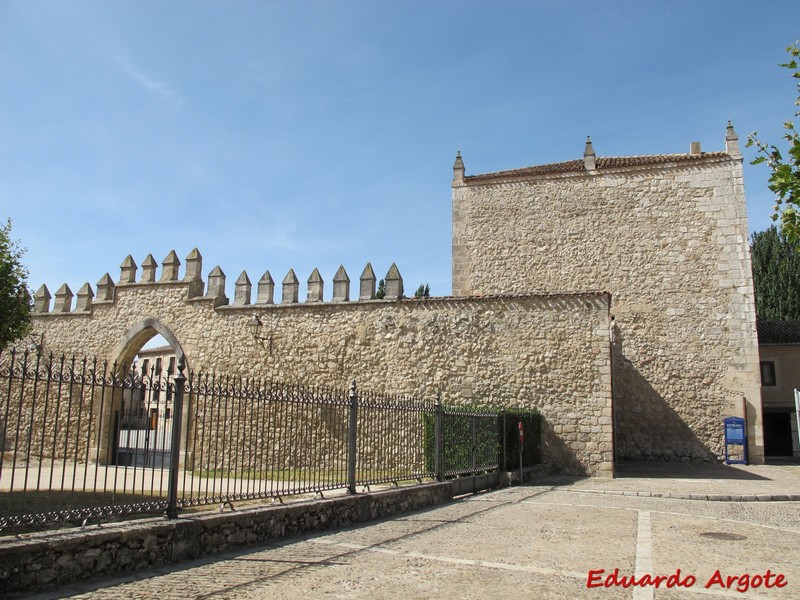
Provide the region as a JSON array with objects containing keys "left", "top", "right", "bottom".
[
  {"left": 375, "top": 278, "right": 385, "bottom": 299},
  {"left": 414, "top": 283, "right": 430, "bottom": 298},
  {"left": 750, "top": 226, "right": 800, "bottom": 320},
  {"left": 747, "top": 42, "right": 800, "bottom": 243},
  {"left": 0, "top": 219, "right": 32, "bottom": 350}
]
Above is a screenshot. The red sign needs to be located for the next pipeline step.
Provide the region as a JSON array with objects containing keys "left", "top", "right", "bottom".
[{"left": 518, "top": 421, "right": 524, "bottom": 446}]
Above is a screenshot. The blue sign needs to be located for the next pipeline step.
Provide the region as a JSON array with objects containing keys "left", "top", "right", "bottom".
[
  {"left": 723, "top": 416, "right": 747, "bottom": 465},
  {"left": 725, "top": 417, "right": 746, "bottom": 444}
]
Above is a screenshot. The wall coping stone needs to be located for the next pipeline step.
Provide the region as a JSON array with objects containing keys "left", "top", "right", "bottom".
[
  {"left": 214, "top": 290, "right": 611, "bottom": 313},
  {"left": 460, "top": 153, "right": 737, "bottom": 187}
]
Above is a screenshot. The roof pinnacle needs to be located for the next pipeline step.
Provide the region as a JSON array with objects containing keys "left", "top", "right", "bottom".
[
  {"left": 725, "top": 120, "right": 741, "bottom": 158},
  {"left": 453, "top": 150, "right": 465, "bottom": 185},
  {"left": 583, "top": 136, "right": 596, "bottom": 171}
]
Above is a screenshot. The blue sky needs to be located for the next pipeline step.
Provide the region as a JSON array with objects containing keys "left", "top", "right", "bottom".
[{"left": 1, "top": 1, "right": 798, "bottom": 302}]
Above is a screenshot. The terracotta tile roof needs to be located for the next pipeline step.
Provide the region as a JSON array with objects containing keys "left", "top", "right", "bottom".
[
  {"left": 757, "top": 320, "right": 800, "bottom": 345},
  {"left": 405, "top": 290, "right": 611, "bottom": 303},
  {"left": 464, "top": 151, "right": 731, "bottom": 183}
]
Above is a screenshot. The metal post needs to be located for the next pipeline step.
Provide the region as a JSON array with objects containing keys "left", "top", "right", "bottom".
[
  {"left": 501, "top": 410, "right": 507, "bottom": 472},
  {"left": 518, "top": 420, "right": 524, "bottom": 485},
  {"left": 165, "top": 359, "right": 186, "bottom": 519},
  {"left": 795, "top": 390, "right": 800, "bottom": 458},
  {"left": 434, "top": 392, "right": 443, "bottom": 481},
  {"left": 471, "top": 415, "right": 478, "bottom": 495},
  {"left": 470, "top": 415, "right": 476, "bottom": 473},
  {"left": 347, "top": 379, "right": 358, "bottom": 494}
]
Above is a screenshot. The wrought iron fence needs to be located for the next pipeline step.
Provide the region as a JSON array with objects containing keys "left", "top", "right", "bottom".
[
  {"left": 425, "top": 403, "right": 540, "bottom": 480},
  {"left": 1, "top": 349, "right": 537, "bottom": 534}
]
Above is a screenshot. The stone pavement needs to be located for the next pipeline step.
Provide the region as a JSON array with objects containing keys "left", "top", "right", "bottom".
[
  {"left": 21, "top": 463, "right": 800, "bottom": 600},
  {"left": 554, "top": 461, "right": 800, "bottom": 501}
]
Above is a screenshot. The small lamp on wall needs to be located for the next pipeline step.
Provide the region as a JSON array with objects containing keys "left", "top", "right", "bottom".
[
  {"left": 27, "top": 333, "right": 44, "bottom": 356},
  {"left": 248, "top": 315, "right": 273, "bottom": 353},
  {"left": 248, "top": 315, "right": 263, "bottom": 338}
]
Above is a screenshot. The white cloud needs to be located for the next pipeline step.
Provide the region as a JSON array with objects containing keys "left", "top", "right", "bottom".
[{"left": 115, "top": 57, "right": 181, "bottom": 105}]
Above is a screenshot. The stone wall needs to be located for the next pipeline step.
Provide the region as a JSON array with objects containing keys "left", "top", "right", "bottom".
[
  {"left": 451, "top": 128, "right": 763, "bottom": 463},
  {"left": 20, "top": 127, "right": 761, "bottom": 472},
  {"left": 25, "top": 256, "right": 613, "bottom": 476}
]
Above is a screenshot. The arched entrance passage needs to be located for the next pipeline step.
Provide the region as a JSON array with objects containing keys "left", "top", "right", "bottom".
[
  {"left": 95, "top": 319, "right": 192, "bottom": 467},
  {"left": 111, "top": 318, "right": 188, "bottom": 371}
]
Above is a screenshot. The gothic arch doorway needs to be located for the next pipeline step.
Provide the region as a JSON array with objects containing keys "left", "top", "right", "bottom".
[
  {"left": 95, "top": 319, "right": 192, "bottom": 467},
  {"left": 111, "top": 318, "right": 188, "bottom": 372}
]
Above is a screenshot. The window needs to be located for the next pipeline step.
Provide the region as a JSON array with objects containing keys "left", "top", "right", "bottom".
[
  {"left": 168, "top": 357, "right": 176, "bottom": 375},
  {"left": 760, "top": 361, "right": 776, "bottom": 386}
]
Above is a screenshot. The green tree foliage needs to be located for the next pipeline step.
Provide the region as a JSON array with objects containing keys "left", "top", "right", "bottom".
[
  {"left": 747, "top": 42, "right": 800, "bottom": 243},
  {"left": 0, "top": 219, "right": 32, "bottom": 349},
  {"left": 375, "top": 278, "right": 385, "bottom": 299},
  {"left": 414, "top": 283, "right": 430, "bottom": 298},
  {"left": 750, "top": 226, "right": 800, "bottom": 320}
]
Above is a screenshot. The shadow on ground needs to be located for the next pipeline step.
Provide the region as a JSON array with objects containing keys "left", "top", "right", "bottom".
[
  {"left": 612, "top": 461, "right": 771, "bottom": 480},
  {"left": 765, "top": 456, "right": 800, "bottom": 466}
]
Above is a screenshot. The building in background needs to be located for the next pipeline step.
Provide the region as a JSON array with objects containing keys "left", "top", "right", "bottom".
[{"left": 757, "top": 320, "right": 800, "bottom": 459}]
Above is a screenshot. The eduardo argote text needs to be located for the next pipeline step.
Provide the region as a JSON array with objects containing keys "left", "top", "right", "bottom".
[{"left": 587, "top": 568, "right": 787, "bottom": 593}]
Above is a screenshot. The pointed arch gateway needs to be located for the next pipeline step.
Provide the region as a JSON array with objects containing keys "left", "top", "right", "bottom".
[
  {"left": 95, "top": 319, "right": 193, "bottom": 468},
  {"left": 111, "top": 318, "right": 188, "bottom": 372}
]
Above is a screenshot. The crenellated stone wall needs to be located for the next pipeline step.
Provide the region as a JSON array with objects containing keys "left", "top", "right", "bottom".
[
  {"left": 26, "top": 250, "right": 614, "bottom": 476},
  {"left": 451, "top": 124, "right": 763, "bottom": 463},
  {"left": 24, "top": 127, "right": 756, "bottom": 474}
]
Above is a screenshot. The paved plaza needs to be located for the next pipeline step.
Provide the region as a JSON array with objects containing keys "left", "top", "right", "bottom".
[{"left": 21, "top": 463, "right": 800, "bottom": 599}]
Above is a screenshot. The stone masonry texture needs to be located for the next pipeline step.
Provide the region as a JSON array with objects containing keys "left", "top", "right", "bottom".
[
  {"left": 26, "top": 282, "right": 613, "bottom": 477},
  {"left": 452, "top": 148, "right": 762, "bottom": 463}
]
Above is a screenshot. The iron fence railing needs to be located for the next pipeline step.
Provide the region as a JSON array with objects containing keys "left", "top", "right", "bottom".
[
  {"left": 440, "top": 405, "right": 501, "bottom": 478},
  {"left": 1, "top": 349, "right": 537, "bottom": 533}
]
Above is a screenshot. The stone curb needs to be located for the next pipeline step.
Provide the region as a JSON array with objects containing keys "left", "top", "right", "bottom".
[{"left": 564, "top": 488, "right": 800, "bottom": 502}]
